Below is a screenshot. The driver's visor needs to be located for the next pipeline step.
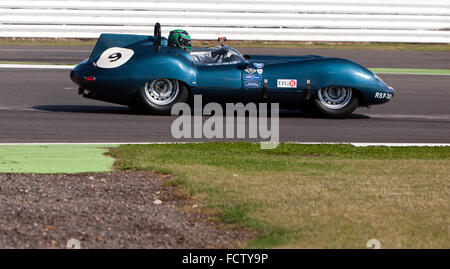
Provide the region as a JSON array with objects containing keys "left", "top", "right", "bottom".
[{"left": 178, "top": 36, "right": 192, "bottom": 48}]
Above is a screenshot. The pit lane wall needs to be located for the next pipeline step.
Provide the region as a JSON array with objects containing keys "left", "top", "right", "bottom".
[{"left": 0, "top": 0, "right": 449, "bottom": 43}]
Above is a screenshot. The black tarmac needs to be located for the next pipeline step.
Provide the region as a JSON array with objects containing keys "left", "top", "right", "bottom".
[{"left": 0, "top": 46, "right": 449, "bottom": 143}]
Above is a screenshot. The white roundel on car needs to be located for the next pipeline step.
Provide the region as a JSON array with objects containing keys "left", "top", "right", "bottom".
[{"left": 96, "top": 47, "right": 134, "bottom": 69}]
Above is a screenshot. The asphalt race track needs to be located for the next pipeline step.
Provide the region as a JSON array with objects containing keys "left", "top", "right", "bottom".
[{"left": 0, "top": 46, "right": 449, "bottom": 143}]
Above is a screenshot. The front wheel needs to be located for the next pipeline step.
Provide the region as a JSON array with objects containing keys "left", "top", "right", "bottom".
[
  {"left": 312, "top": 86, "right": 359, "bottom": 118},
  {"left": 135, "top": 79, "right": 189, "bottom": 115}
]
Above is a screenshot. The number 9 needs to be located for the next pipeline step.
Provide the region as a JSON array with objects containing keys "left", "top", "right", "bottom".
[{"left": 108, "top": 53, "right": 122, "bottom": 62}]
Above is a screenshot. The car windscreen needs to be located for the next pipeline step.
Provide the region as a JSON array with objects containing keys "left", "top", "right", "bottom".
[{"left": 190, "top": 46, "right": 244, "bottom": 65}]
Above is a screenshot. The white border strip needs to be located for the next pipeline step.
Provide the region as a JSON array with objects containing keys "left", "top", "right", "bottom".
[
  {"left": 290, "top": 142, "right": 450, "bottom": 147},
  {"left": 0, "top": 142, "right": 448, "bottom": 147}
]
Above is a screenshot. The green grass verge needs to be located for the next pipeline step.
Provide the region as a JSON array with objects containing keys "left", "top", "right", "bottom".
[
  {"left": 111, "top": 143, "right": 450, "bottom": 249},
  {"left": 1, "top": 38, "right": 449, "bottom": 51},
  {"left": 2, "top": 61, "right": 450, "bottom": 76},
  {"left": 0, "top": 145, "right": 117, "bottom": 173},
  {"left": 198, "top": 41, "right": 450, "bottom": 52},
  {"left": 2, "top": 60, "right": 450, "bottom": 76},
  {"left": 370, "top": 68, "right": 450, "bottom": 75}
]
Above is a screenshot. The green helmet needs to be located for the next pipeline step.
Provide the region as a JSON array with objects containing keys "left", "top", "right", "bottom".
[{"left": 168, "top": 29, "right": 192, "bottom": 51}]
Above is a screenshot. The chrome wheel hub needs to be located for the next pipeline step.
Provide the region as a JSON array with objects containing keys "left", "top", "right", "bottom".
[
  {"left": 317, "top": 87, "right": 353, "bottom": 110},
  {"left": 144, "top": 79, "right": 179, "bottom": 105}
]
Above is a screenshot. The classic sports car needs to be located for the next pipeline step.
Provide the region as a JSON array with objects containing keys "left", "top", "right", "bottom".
[{"left": 70, "top": 23, "right": 394, "bottom": 118}]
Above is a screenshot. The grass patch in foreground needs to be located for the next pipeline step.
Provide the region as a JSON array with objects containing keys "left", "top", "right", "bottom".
[
  {"left": 1, "top": 38, "right": 449, "bottom": 51},
  {"left": 111, "top": 143, "right": 450, "bottom": 248}
]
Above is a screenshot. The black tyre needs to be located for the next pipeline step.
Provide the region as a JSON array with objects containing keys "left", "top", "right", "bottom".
[
  {"left": 136, "top": 79, "right": 189, "bottom": 115},
  {"left": 313, "top": 86, "right": 359, "bottom": 118}
]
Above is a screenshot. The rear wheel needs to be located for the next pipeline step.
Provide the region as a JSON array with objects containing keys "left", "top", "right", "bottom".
[
  {"left": 313, "top": 86, "right": 359, "bottom": 118},
  {"left": 136, "top": 79, "right": 189, "bottom": 114}
]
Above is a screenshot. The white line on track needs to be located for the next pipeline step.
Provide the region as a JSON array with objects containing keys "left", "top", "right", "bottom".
[
  {"left": 0, "top": 142, "right": 449, "bottom": 147},
  {"left": 0, "top": 106, "right": 42, "bottom": 112},
  {"left": 0, "top": 49, "right": 90, "bottom": 53},
  {"left": 375, "top": 72, "right": 450, "bottom": 76},
  {"left": 0, "top": 64, "right": 73, "bottom": 69},
  {"left": 287, "top": 142, "right": 450, "bottom": 147},
  {"left": 366, "top": 114, "right": 450, "bottom": 121}
]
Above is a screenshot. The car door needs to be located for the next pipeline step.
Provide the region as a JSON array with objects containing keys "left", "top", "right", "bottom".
[
  {"left": 261, "top": 62, "right": 307, "bottom": 106},
  {"left": 239, "top": 61, "right": 305, "bottom": 106},
  {"left": 192, "top": 62, "right": 262, "bottom": 103}
]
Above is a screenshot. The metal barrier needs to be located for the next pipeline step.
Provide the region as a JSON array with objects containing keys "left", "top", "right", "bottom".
[{"left": 1, "top": 0, "right": 449, "bottom": 43}]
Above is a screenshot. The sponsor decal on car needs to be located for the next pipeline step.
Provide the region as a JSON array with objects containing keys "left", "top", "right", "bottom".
[
  {"left": 253, "top": 63, "right": 264, "bottom": 69},
  {"left": 243, "top": 74, "right": 262, "bottom": 81},
  {"left": 257, "top": 68, "right": 263, "bottom": 74},
  {"left": 96, "top": 47, "right": 134, "bottom": 69},
  {"left": 244, "top": 81, "right": 261, "bottom": 88},
  {"left": 277, "top": 79, "right": 297, "bottom": 88},
  {"left": 245, "top": 68, "right": 256, "bottom": 74},
  {"left": 374, "top": 92, "right": 393, "bottom": 99}
]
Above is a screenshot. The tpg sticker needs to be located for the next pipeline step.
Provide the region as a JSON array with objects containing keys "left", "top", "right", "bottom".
[{"left": 277, "top": 79, "right": 297, "bottom": 88}]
